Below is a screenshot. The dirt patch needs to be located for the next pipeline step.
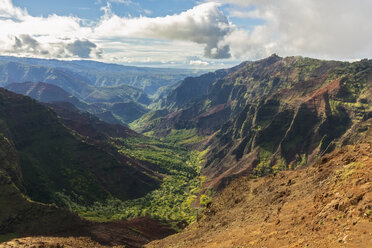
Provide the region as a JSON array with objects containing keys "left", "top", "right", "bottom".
[{"left": 147, "top": 140, "right": 372, "bottom": 247}]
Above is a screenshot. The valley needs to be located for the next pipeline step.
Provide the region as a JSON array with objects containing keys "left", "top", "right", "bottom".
[{"left": 0, "top": 55, "right": 371, "bottom": 248}]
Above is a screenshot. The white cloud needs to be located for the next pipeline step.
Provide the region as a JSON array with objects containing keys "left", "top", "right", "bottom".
[
  {"left": 0, "top": 0, "right": 235, "bottom": 61},
  {"left": 0, "top": 0, "right": 27, "bottom": 20},
  {"left": 1, "top": 0, "right": 372, "bottom": 65},
  {"left": 189, "top": 60, "right": 209, "bottom": 66},
  {"left": 213, "top": 0, "right": 372, "bottom": 60},
  {"left": 94, "top": 2, "right": 234, "bottom": 58}
]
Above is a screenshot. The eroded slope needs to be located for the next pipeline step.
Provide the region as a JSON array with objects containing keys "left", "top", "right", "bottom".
[{"left": 147, "top": 121, "right": 372, "bottom": 248}]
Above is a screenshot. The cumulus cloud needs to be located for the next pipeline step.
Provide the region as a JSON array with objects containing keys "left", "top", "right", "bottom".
[
  {"left": 94, "top": 2, "right": 234, "bottom": 59},
  {"left": 0, "top": 0, "right": 235, "bottom": 61},
  {"left": 0, "top": 0, "right": 101, "bottom": 59},
  {"left": 109, "top": 0, "right": 133, "bottom": 4},
  {"left": 0, "top": 0, "right": 26, "bottom": 20},
  {"left": 66, "top": 40, "right": 102, "bottom": 58},
  {"left": 213, "top": 0, "right": 372, "bottom": 60},
  {"left": 1, "top": 0, "right": 372, "bottom": 64},
  {"left": 4, "top": 34, "right": 102, "bottom": 59},
  {"left": 11, "top": 34, "right": 49, "bottom": 55}
]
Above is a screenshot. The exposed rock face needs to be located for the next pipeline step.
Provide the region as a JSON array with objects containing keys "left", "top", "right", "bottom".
[
  {"left": 147, "top": 120, "right": 372, "bottom": 248},
  {"left": 165, "top": 69, "right": 230, "bottom": 110},
  {"left": 203, "top": 56, "right": 371, "bottom": 189},
  {"left": 146, "top": 55, "right": 372, "bottom": 190}
]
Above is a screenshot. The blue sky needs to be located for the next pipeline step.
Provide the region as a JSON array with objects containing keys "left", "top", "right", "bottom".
[
  {"left": 13, "top": 0, "right": 198, "bottom": 20},
  {"left": 1, "top": 0, "right": 371, "bottom": 68},
  {"left": 12, "top": 0, "right": 264, "bottom": 31}
]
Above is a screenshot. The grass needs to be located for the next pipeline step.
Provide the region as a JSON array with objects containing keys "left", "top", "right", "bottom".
[
  {"left": 162, "top": 129, "right": 205, "bottom": 146},
  {"left": 336, "top": 162, "right": 366, "bottom": 180},
  {"left": 77, "top": 136, "right": 206, "bottom": 227}
]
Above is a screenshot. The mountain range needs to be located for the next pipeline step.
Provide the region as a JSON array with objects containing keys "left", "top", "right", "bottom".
[
  {"left": 0, "top": 55, "right": 371, "bottom": 247},
  {"left": 138, "top": 55, "right": 372, "bottom": 190}
]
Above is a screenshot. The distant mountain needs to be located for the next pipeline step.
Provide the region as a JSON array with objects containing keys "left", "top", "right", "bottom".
[
  {"left": 4, "top": 82, "right": 124, "bottom": 125},
  {"left": 83, "top": 84, "right": 151, "bottom": 105},
  {"left": 0, "top": 61, "right": 95, "bottom": 98},
  {"left": 4, "top": 81, "right": 152, "bottom": 125},
  {"left": 0, "top": 56, "right": 202, "bottom": 96},
  {"left": 139, "top": 55, "right": 372, "bottom": 190},
  {"left": 164, "top": 62, "right": 248, "bottom": 110},
  {"left": 5, "top": 81, "right": 86, "bottom": 108},
  {"left": 0, "top": 56, "right": 204, "bottom": 125}
]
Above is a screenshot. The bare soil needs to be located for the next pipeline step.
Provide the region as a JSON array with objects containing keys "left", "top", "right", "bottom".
[{"left": 147, "top": 141, "right": 372, "bottom": 247}]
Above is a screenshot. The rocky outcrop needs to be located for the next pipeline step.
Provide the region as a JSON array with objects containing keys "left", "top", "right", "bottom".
[
  {"left": 146, "top": 55, "right": 372, "bottom": 190},
  {"left": 147, "top": 120, "right": 372, "bottom": 248}
]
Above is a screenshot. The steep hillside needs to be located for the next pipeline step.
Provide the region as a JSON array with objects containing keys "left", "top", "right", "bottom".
[
  {"left": 144, "top": 55, "right": 372, "bottom": 190},
  {"left": 147, "top": 120, "right": 372, "bottom": 248},
  {"left": 0, "top": 133, "right": 82, "bottom": 238},
  {"left": 163, "top": 62, "right": 249, "bottom": 110},
  {"left": 0, "top": 88, "right": 159, "bottom": 206},
  {"left": 0, "top": 138, "right": 174, "bottom": 247},
  {"left": 164, "top": 69, "right": 230, "bottom": 110}
]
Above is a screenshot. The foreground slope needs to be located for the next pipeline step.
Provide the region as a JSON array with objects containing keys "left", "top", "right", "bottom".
[{"left": 147, "top": 120, "right": 372, "bottom": 248}]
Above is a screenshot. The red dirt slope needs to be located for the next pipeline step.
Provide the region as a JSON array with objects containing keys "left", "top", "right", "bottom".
[{"left": 147, "top": 125, "right": 372, "bottom": 248}]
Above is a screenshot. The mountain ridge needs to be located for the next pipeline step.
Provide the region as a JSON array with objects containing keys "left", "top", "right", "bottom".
[{"left": 138, "top": 55, "right": 372, "bottom": 191}]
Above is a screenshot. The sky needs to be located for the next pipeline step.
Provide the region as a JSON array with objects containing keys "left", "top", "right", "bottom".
[{"left": 1, "top": 0, "right": 372, "bottom": 69}]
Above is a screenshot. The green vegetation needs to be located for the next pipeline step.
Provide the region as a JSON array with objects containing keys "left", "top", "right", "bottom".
[
  {"left": 253, "top": 159, "right": 272, "bottom": 177},
  {"left": 129, "top": 109, "right": 168, "bottom": 133},
  {"left": 76, "top": 136, "right": 206, "bottom": 226},
  {"left": 200, "top": 194, "right": 212, "bottom": 207},
  {"left": 0, "top": 89, "right": 210, "bottom": 232},
  {"left": 365, "top": 209, "right": 371, "bottom": 217},
  {"left": 336, "top": 162, "right": 366, "bottom": 180},
  {"left": 253, "top": 148, "right": 273, "bottom": 177},
  {"left": 161, "top": 129, "right": 205, "bottom": 146},
  {"left": 272, "top": 157, "right": 288, "bottom": 173}
]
